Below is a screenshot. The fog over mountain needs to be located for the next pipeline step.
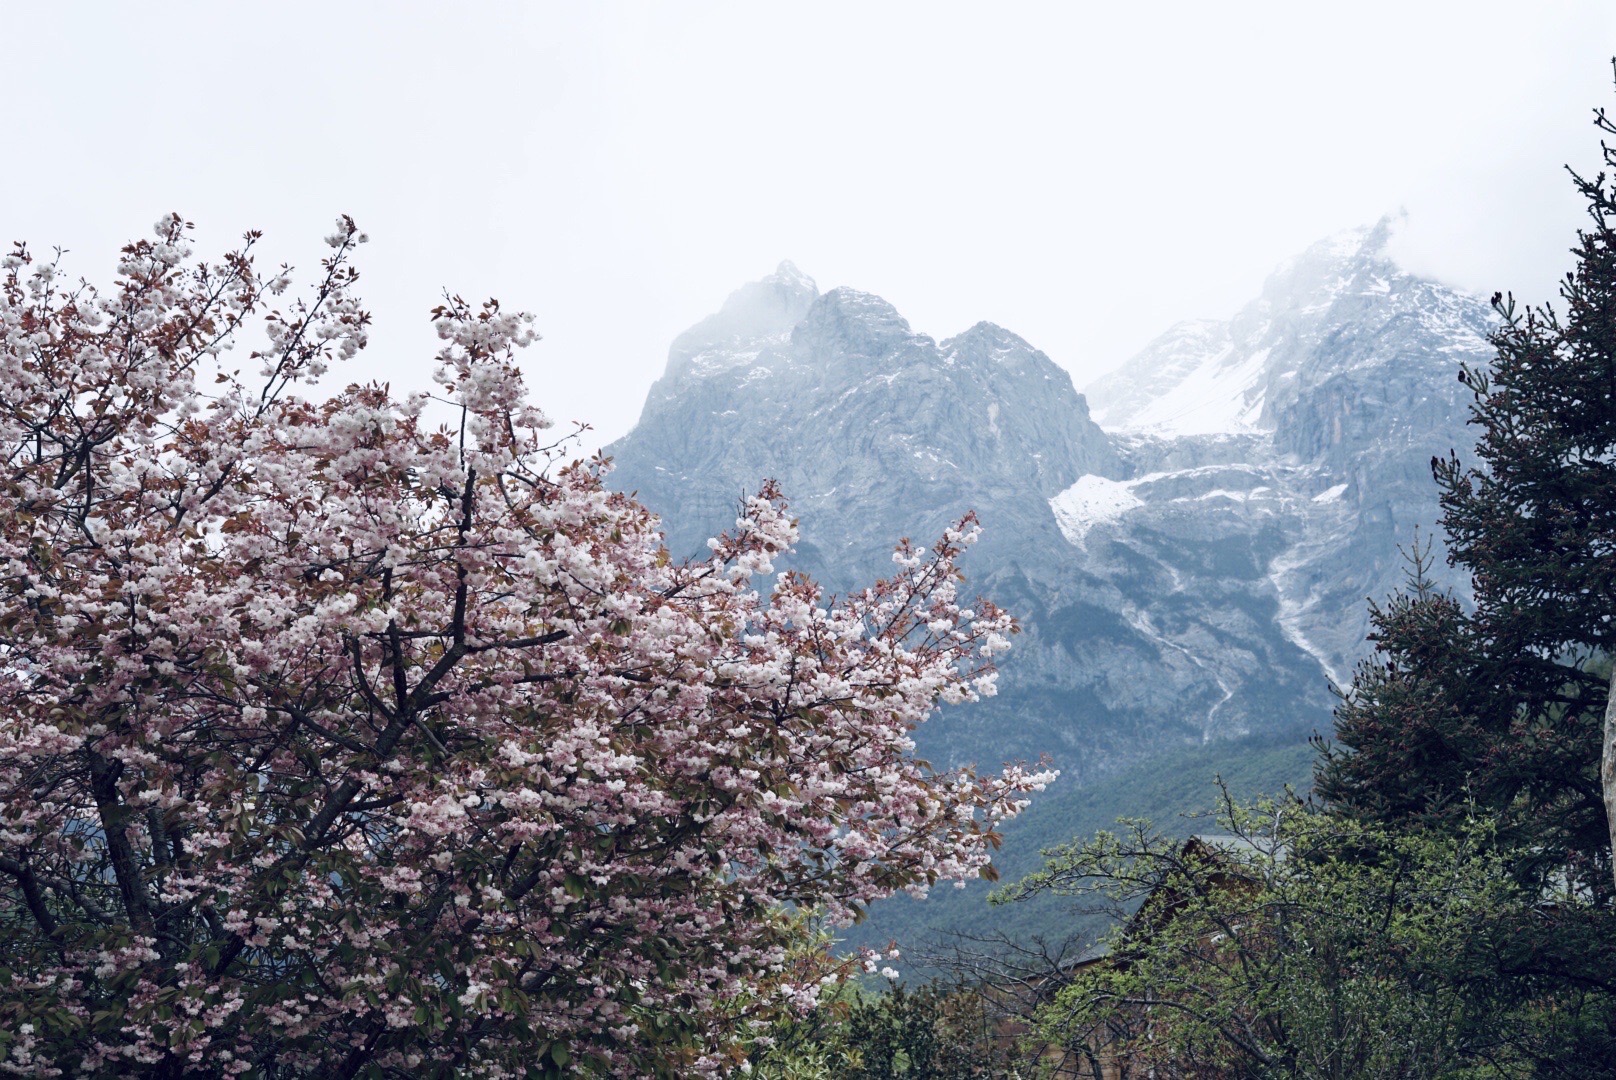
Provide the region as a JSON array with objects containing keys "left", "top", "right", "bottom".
[{"left": 606, "top": 221, "right": 1493, "bottom": 785}]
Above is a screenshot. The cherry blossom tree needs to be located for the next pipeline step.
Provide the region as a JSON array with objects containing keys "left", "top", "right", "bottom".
[{"left": 0, "top": 216, "right": 1053, "bottom": 1078}]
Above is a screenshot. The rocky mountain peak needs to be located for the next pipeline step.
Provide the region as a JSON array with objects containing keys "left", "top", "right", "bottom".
[
  {"left": 1274, "top": 215, "right": 1396, "bottom": 274},
  {"left": 945, "top": 319, "right": 1024, "bottom": 349},
  {"left": 791, "top": 286, "right": 922, "bottom": 361},
  {"left": 667, "top": 260, "right": 819, "bottom": 376},
  {"left": 607, "top": 268, "right": 1118, "bottom": 586},
  {"left": 1084, "top": 214, "right": 1489, "bottom": 439},
  {"left": 943, "top": 321, "right": 1045, "bottom": 368},
  {"left": 767, "top": 259, "right": 816, "bottom": 293},
  {"left": 1246, "top": 215, "right": 1400, "bottom": 326}
]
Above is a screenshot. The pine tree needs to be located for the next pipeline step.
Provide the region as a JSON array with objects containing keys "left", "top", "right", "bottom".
[
  {"left": 1315, "top": 537, "right": 1608, "bottom": 887},
  {"left": 1431, "top": 71, "right": 1616, "bottom": 889},
  {"left": 1318, "top": 66, "right": 1616, "bottom": 900}
]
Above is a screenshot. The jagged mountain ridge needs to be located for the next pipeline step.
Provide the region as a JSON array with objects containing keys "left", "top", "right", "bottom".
[
  {"left": 602, "top": 222, "right": 1493, "bottom": 779},
  {"left": 610, "top": 262, "right": 1119, "bottom": 602},
  {"left": 1078, "top": 219, "right": 1492, "bottom": 677},
  {"left": 1086, "top": 219, "right": 1491, "bottom": 440}
]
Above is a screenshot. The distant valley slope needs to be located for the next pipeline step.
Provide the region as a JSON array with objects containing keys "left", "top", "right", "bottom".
[{"left": 607, "top": 219, "right": 1493, "bottom": 793}]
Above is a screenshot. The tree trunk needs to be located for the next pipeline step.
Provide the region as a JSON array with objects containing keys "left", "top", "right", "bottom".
[{"left": 1604, "top": 665, "right": 1616, "bottom": 895}]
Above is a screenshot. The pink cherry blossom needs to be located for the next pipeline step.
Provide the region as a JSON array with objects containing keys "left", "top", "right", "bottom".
[{"left": 0, "top": 218, "right": 1054, "bottom": 1077}]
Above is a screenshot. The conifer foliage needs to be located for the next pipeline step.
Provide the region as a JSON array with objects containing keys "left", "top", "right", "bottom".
[
  {"left": 1323, "top": 69, "right": 1616, "bottom": 894},
  {"left": 0, "top": 217, "right": 1052, "bottom": 1077},
  {"left": 1315, "top": 541, "right": 1609, "bottom": 882},
  {"left": 1435, "top": 79, "right": 1616, "bottom": 890}
]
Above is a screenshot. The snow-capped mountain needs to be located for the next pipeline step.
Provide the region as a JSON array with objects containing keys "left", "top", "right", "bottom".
[
  {"left": 1075, "top": 218, "right": 1492, "bottom": 677},
  {"left": 1087, "top": 219, "right": 1491, "bottom": 440},
  {"left": 606, "top": 223, "right": 1494, "bottom": 780}
]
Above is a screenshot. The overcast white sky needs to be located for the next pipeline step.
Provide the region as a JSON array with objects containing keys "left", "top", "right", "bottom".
[{"left": 8, "top": 3, "right": 1616, "bottom": 452}]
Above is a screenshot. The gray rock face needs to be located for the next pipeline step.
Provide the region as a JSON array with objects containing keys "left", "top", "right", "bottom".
[
  {"left": 606, "top": 229, "right": 1492, "bottom": 781},
  {"left": 1084, "top": 219, "right": 1491, "bottom": 681},
  {"left": 609, "top": 265, "right": 1118, "bottom": 595}
]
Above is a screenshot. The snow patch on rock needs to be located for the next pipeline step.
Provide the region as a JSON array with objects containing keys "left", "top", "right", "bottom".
[
  {"left": 1313, "top": 482, "right": 1349, "bottom": 503},
  {"left": 1050, "top": 475, "right": 1144, "bottom": 544},
  {"left": 1119, "top": 345, "right": 1271, "bottom": 436}
]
